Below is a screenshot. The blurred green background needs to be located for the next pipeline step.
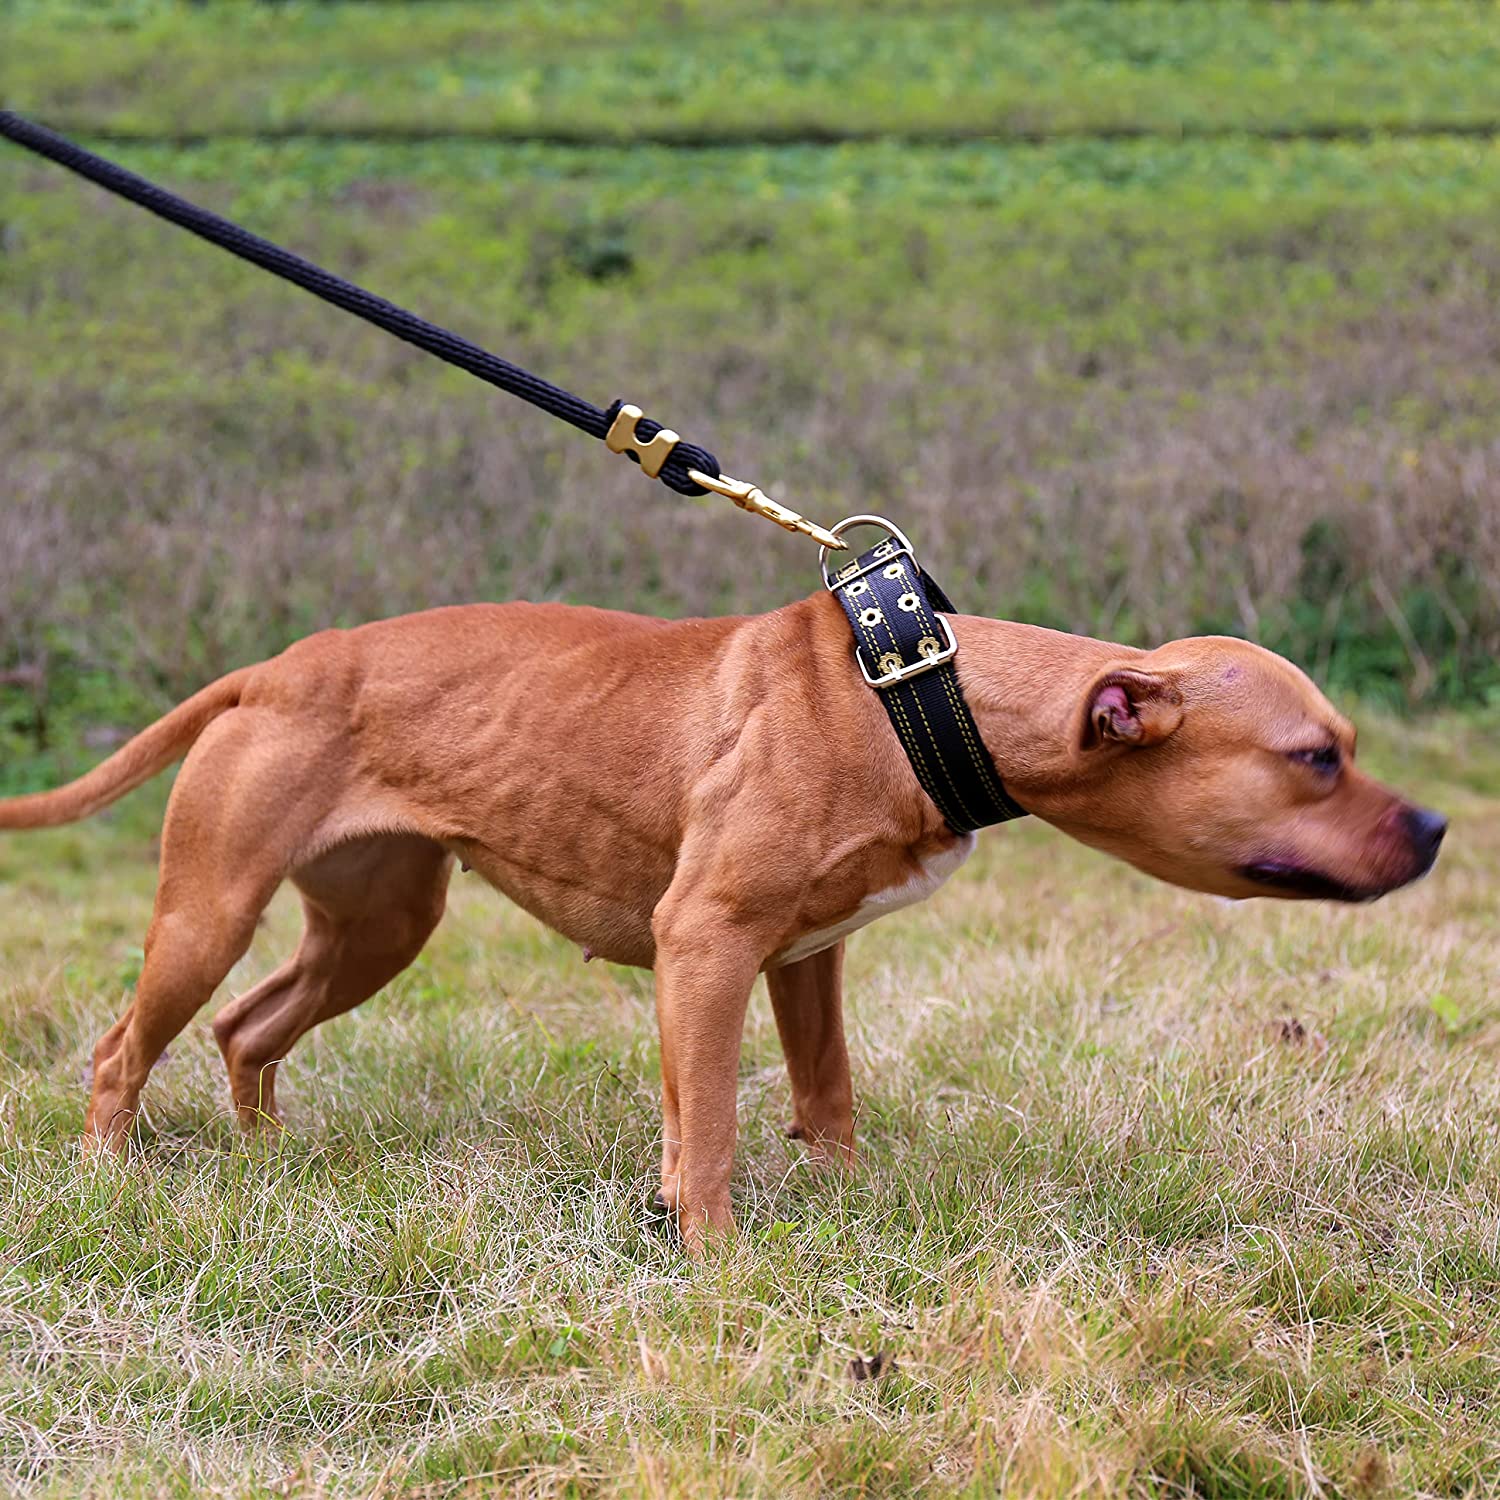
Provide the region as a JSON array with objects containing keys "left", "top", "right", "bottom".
[{"left": 3, "top": 0, "right": 1499, "bottom": 788}]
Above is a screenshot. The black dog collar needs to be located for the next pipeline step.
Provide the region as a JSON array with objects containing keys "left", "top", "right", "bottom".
[{"left": 823, "top": 516, "right": 1027, "bottom": 833}]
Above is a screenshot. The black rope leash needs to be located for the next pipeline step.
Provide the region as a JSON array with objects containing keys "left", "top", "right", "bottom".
[
  {"left": 2, "top": 112, "right": 1030, "bottom": 832},
  {"left": 0, "top": 110, "right": 843, "bottom": 547}
]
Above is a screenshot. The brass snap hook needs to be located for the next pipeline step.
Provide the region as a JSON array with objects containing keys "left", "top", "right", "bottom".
[{"left": 688, "top": 469, "right": 845, "bottom": 550}]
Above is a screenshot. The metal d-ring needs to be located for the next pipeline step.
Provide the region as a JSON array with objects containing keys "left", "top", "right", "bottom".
[{"left": 819, "top": 514, "right": 919, "bottom": 593}]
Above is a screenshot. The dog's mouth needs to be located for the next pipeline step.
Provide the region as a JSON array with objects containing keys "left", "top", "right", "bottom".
[{"left": 1236, "top": 860, "right": 1380, "bottom": 903}]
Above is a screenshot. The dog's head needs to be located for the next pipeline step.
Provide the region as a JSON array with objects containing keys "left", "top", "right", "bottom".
[{"left": 1017, "top": 636, "right": 1444, "bottom": 902}]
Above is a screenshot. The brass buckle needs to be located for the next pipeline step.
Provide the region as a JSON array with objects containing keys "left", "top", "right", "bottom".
[
  {"left": 856, "top": 615, "right": 958, "bottom": 688},
  {"left": 604, "top": 402, "right": 680, "bottom": 478},
  {"left": 604, "top": 400, "right": 845, "bottom": 547}
]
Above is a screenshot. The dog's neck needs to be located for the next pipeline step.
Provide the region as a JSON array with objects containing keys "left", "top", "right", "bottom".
[
  {"left": 801, "top": 591, "right": 1141, "bottom": 842},
  {"left": 949, "top": 615, "right": 1138, "bottom": 806}
]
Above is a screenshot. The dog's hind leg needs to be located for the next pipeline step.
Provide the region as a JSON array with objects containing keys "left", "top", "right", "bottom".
[
  {"left": 766, "top": 942, "right": 855, "bottom": 1166},
  {"left": 84, "top": 711, "right": 310, "bottom": 1150},
  {"left": 212, "top": 834, "right": 452, "bottom": 1129}
]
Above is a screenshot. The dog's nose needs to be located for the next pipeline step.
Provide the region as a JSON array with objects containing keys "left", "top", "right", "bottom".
[{"left": 1403, "top": 806, "right": 1448, "bottom": 864}]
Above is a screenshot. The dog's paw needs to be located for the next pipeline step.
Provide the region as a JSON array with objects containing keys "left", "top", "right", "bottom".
[{"left": 644, "top": 1188, "right": 681, "bottom": 1246}]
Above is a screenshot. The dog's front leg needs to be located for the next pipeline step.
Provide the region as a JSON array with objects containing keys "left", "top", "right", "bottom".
[
  {"left": 651, "top": 902, "right": 763, "bottom": 1256},
  {"left": 767, "top": 941, "right": 855, "bottom": 1166}
]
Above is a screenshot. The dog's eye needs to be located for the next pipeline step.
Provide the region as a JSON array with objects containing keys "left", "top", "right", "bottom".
[{"left": 1288, "top": 744, "right": 1341, "bottom": 774}]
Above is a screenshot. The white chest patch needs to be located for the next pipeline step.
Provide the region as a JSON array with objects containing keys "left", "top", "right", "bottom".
[{"left": 771, "top": 833, "right": 978, "bottom": 967}]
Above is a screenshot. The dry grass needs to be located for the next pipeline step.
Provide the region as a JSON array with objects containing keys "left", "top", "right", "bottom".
[{"left": 1, "top": 711, "right": 1497, "bottom": 1496}]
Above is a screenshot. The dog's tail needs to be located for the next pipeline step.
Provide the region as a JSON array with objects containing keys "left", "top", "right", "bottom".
[{"left": 0, "top": 668, "right": 254, "bottom": 830}]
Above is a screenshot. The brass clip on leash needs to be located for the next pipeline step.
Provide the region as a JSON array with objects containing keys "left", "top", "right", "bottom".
[{"left": 603, "top": 404, "right": 842, "bottom": 548}]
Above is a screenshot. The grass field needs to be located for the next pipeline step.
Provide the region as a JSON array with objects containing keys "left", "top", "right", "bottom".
[
  {"left": 5, "top": 1, "right": 1500, "bottom": 1494},
  {"left": 14, "top": 0, "right": 1500, "bottom": 143},
  {"left": 1, "top": 710, "right": 1498, "bottom": 1496}
]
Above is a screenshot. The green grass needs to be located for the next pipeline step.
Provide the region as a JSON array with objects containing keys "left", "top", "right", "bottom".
[
  {"left": 12, "top": 0, "right": 1500, "bottom": 143},
  {"left": 2, "top": 709, "right": 1499, "bottom": 1496}
]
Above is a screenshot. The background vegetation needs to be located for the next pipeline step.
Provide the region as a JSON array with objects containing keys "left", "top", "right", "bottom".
[
  {"left": 15, "top": 0, "right": 1500, "bottom": 143},
  {"left": 3, "top": 2, "right": 1500, "bottom": 1496},
  {"left": 4, "top": 0, "right": 1500, "bottom": 793}
]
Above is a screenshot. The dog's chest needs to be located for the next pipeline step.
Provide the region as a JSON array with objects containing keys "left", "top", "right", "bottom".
[{"left": 772, "top": 833, "right": 977, "bottom": 967}]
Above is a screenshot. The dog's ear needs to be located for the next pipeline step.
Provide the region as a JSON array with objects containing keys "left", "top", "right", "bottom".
[{"left": 1083, "top": 670, "right": 1183, "bottom": 748}]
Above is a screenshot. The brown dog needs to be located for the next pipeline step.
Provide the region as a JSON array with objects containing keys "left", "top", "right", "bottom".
[{"left": 0, "top": 594, "right": 1445, "bottom": 1250}]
